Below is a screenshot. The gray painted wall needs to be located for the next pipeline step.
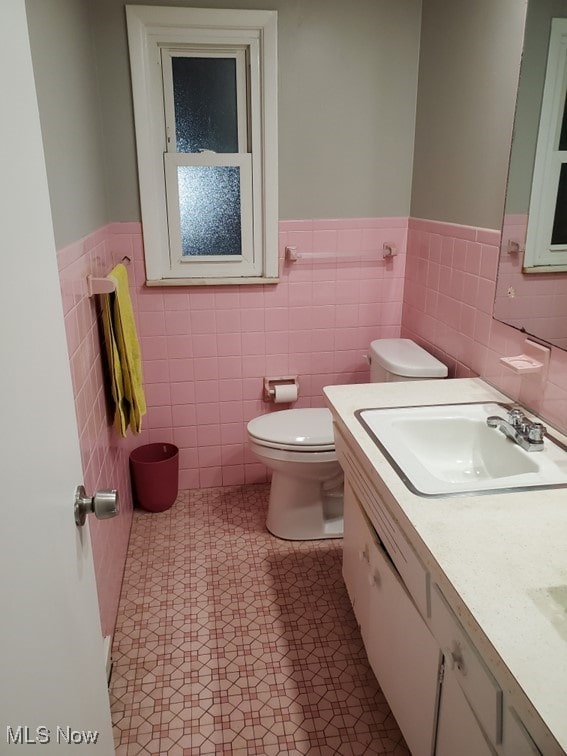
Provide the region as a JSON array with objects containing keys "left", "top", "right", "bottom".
[
  {"left": 27, "top": 0, "right": 531, "bottom": 244},
  {"left": 26, "top": 0, "right": 108, "bottom": 249},
  {"left": 410, "top": 0, "right": 527, "bottom": 230},
  {"left": 88, "top": 0, "right": 422, "bottom": 223}
]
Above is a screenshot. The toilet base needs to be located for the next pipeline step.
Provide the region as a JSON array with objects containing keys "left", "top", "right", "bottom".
[{"left": 266, "top": 469, "right": 344, "bottom": 540}]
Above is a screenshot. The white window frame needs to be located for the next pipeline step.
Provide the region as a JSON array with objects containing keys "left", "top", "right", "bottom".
[
  {"left": 164, "top": 152, "right": 255, "bottom": 275},
  {"left": 126, "top": 6, "right": 278, "bottom": 285},
  {"left": 524, "top": 18, "right": 567, "bottom": 272}
]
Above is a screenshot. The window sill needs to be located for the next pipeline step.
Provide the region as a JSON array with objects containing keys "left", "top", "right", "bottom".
[{"left": 145, "top": 276, "right": 279, "bottom": 287}]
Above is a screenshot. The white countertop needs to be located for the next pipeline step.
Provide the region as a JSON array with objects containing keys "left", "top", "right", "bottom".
[{"left": 324, "top": 378, "right": 567, "bottom": 755}]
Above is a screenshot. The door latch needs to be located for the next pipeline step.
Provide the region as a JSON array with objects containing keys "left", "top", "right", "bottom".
[{"left": 75, "top": 485, "right": 119, "bottom": 527}]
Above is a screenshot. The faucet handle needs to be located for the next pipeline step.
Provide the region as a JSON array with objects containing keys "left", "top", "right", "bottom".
[
  {"left": 508, "top": 408, "right": 525, "bottom": 429},
  {"left": 528, "top": 422, "right": 546, "bottom": 444}
]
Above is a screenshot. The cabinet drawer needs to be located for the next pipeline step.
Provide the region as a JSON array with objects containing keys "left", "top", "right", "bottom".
[
  {"left": 430, "top": 584, "right": 502, "bottom": 745},
  {"left": 335, "top": 422, "right": 430, "bottom": 618}
]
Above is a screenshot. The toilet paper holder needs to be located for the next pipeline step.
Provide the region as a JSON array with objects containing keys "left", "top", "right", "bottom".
[{"left": 263, "top": 376, "right": 299, "bottom": 402}]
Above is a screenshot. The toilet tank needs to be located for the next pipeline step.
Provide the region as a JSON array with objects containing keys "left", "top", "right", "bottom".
[{"left": 369, "top": 339, "right": 448, "bottom": 382}]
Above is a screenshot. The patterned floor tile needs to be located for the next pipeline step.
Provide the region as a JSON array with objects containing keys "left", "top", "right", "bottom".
[{"left": 110, "top": 484, "right": 410, "bottom": 754}]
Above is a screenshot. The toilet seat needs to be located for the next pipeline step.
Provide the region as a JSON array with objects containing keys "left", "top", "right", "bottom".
[
  {"left": 247, "top": 408, "right": 343, "bottom": 540},
  {"left": 247, "top": 339, "right": 445, "bottom": 541},
  {"left": 247, "top": 408, "right": 335, "bottom": 452}
]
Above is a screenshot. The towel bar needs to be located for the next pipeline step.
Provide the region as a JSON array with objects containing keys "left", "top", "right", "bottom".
[
  {"left": 284, "top": 244, "right": 396, "bottom": 262},
  {"left": 87, "top": 257, "right": 131, "bottom": 297},
  {"left": 88, "top": 276, "right": 115, "bottom": 296}
]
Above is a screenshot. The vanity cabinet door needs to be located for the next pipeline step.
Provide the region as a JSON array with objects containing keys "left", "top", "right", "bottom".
[
  {"left": 342, "top": 480, "right": 371, "bottom": 630},
  {"left": 364, "top": 541, "right": 441, "bottom": 756},
  {"left": 502, "top": 708, "right": 542, "bottom": 755},
  {"left": 430, "top": 584, "right": 502, "bottom": 745},
  {"left": 435, "top": 665, "right": 496, "bottom": 756},
  {"left": 350, "top": 495, "right": 441, "bottom": 756}
]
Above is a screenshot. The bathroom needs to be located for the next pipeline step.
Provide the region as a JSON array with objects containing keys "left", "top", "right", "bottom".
[{"left": 3, "top": 0, "right": 567, "bottom": 751}]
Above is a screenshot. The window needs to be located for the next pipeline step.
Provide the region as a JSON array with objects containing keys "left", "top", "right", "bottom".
[
  {"left": 126, "top": 6, "right": 278, "bottom": 284},
  {"left": 524, "top": 18, "right": 567, "bottom": 271}
]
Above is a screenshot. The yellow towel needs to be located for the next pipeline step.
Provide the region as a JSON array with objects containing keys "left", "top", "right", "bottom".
[
  {"left": 102, "top": 264, "right": 146, "bottom": 436},
  {"left": 101, "top": 293, "right": 128, "bottom": 437}
]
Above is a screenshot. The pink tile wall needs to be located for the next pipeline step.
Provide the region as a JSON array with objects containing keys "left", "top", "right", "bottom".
[
  {"left": 59, "top": 212, "right": 567, "bottom": 636},
  {"left": 495, "top": 214, "right": 567, "bottom": 349},
  {"left": 55, "top": 217, "right": 405, "bottom": 631},
  {"left": 57, "top": 229, "right": 134, "bottom": 638},
  {"left": 112, "top": 218, "right": 407, "bottom": 490},
  {"left": 402, "top": 218, "right": 567, "bottom": 433}
]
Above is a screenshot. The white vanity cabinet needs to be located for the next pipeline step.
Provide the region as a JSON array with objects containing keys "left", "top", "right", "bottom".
[
  {"left": 336, "top": 421, "right": 544, "bottom": 756},
  {"left": 343, "top": 481, "right": 441, "bottom": 756}
]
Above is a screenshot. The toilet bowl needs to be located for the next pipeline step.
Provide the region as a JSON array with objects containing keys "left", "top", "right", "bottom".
[
  {"left": 247, "top": 339, "right": 448, "bottom": 541},
  {"left": 247, "top": 408, "right": 343, "bottom": 540}
]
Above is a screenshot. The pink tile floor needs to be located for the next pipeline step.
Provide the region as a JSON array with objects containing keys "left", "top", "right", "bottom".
[{"left": 111, "top": 484, "right": 410, "bottom": 755}]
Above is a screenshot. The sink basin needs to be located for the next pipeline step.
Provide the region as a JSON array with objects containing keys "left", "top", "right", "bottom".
[{"left": 357, "top": 402, "right": 567, "bottom": 496}]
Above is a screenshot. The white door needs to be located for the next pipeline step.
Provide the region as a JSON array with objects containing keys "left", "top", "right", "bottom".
[{"left": 0, "top": 2, "right": 113, "bottom": 752}]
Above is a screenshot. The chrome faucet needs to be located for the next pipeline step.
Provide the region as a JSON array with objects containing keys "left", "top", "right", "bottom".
[{"left": 486, "top": 408, "right": 546, "bottom": 452}]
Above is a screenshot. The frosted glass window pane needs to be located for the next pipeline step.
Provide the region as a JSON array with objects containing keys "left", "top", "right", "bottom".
[
  {"left": 177, "top": 166, "right": 242, "bottom": 256},
  {"left": 172, "top": 57, "right": 238, "bottom": 153}
]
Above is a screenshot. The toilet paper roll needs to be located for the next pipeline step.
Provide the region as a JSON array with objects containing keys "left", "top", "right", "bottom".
[{"left": 273, "top": 384, "right": 298, "bottom": 403}]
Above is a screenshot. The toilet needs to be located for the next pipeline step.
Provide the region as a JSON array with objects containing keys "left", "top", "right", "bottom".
[{"left": 247, "top": 339, "right": 448, "bottom": 540}]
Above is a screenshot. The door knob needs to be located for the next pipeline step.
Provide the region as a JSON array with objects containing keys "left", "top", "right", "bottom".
[{"left": 75, "top": 485, "right": 119, "bottom": 527}]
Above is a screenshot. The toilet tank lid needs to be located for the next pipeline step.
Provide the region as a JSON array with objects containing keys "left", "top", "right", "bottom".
[
  {"left": 370, "top": 339, "right": 448, "bottom": 378},
  {"left": 247, "top": 408, "right": 335, "bottom": 447}
]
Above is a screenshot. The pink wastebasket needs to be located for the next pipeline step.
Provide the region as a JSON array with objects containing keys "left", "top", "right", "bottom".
[{"left": 129, "top": 443, "right": 179, "bottom": 512}]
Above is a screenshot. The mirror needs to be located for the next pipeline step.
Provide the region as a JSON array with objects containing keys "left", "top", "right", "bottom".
[{"left": 494, "top": 0, "right": 567, "bottom": 350}]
